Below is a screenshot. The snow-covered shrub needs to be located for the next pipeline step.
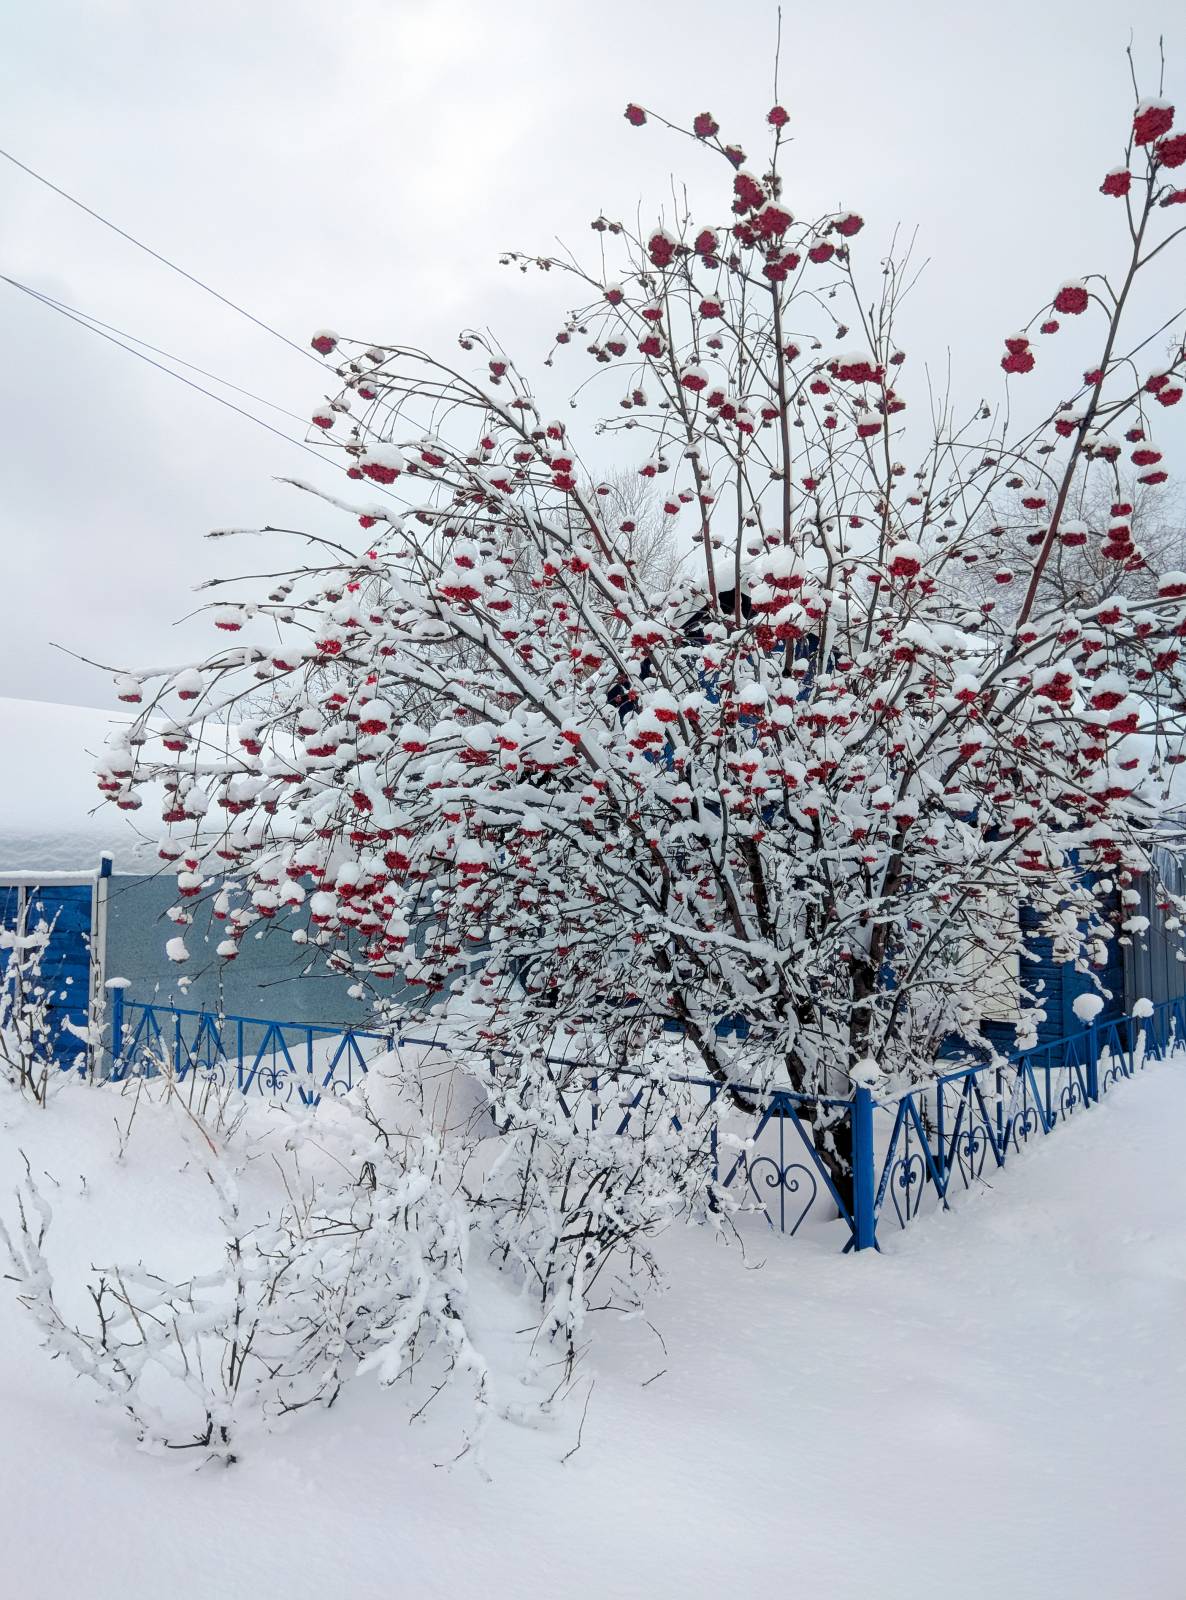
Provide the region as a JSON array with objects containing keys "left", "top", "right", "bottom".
[
  {"left": 1, "top": 1065, "right": 487, "bottom": 1464},
  {"left": 105, "top": 75, "right": 1186, "bottom": 1210},
  {"left": 0, "top": 910, "right": 58, "bottom": 1105},
  {"left": 466, "top": 1032, "right": 731, "bottom": 1365}
]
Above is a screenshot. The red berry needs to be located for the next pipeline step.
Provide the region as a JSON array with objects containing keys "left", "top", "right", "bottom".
[
  {"left": 1134, "top": 102, "right": 1174, "bottom": 146},
  {"left": 733, "top": 172, "right": 765, "bottom": 211},
  {"left": 1053, "top": 282, "right": 1089, "bottom": 315}
]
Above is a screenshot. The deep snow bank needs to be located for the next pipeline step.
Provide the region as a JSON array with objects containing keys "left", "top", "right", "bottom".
[{"left": 0, "top": 1059, "right": 1183, "bottom": 1600}]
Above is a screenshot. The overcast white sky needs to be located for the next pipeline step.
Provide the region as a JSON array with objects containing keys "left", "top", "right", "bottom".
[{"left": 1, "top": 0, "right": 1181, "bottom": 711}]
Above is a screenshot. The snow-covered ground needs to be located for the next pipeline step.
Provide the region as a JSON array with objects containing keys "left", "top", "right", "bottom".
[{"left": 0, "top": 1059, "right": 1183, "bottom": 1600}]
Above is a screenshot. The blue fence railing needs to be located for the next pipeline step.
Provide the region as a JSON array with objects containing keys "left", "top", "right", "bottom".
[
  {"left": 107, "top": 991, "right": 1184, "bottom": 1253},
  {"left": 107, "top": 991, "right": 861, "bottom": 1241},
  {"left": 109, "top": 990, "right": 396, "bottom": 1105},
  {"left": 870, "top": 1001, "right": 1186, "bottom": 1235}
]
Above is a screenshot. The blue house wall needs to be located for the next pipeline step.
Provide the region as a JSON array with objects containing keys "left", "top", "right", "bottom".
[
  {"left": 974, "top": 860, "right": 1186, "bottom": 1057},
  {"left": 975, "top": 897, "right": 1127, "bottom": 1058},
  {"left": 103, "top": 872, "right": 382, "bottom": 1027}
]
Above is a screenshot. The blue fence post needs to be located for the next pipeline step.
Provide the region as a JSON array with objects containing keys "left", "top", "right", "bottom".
[
  {"left": 708, "top": 1084, "right": 719, "bottom": 1188},
  {"left": 1085, "top": 1024, "right": 1100, "bottom": 1104},
  {"left": 110, "top": 985, "right": 125, "bottom": 1080},
  {"left": 851, "top": 1085, "right": 878, "bottom": 1251}
]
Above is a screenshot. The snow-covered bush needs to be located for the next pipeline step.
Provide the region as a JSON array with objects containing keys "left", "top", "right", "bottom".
[
  {"left": 104, "top": 76, "right": 1186, "bottom": 1210},
  {"left": 1, "top": 1064, "right": 487, "bottom": 1463},
  {"left": 466, "top": 1031, "right": 731, "bottom": 1365},
  {"left": 0, "top": 910, "right": 59, "bottom": 1105}
]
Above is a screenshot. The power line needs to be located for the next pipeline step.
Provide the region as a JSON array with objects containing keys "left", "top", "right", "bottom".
[
  {"left": 0, "top": 144, "right": 324, "bottom": 367},
  {"left": 1, "top": 272, "right": 336, "bottom": 469},
  {"left": 10, "top": 279, "right": 312, "bottom": 427}
]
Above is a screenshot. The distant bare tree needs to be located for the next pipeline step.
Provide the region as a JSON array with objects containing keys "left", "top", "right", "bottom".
[
  {"left": 594, "top": 468, "right": 680, "bottom": 592},
  {"left": 965, "top": 469, "right": 1186, "bottom": 614}
]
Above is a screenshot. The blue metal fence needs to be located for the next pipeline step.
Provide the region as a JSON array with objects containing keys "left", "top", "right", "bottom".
[
  {"left": 870, "top": 1006, "right": 1177, "bottom": 1236},
  {"left": 109, "top": 990, "right": 396, "bottom": 1105},
  {"left": 107, "top": 991, "right": 1183, "bottom": 1252}
]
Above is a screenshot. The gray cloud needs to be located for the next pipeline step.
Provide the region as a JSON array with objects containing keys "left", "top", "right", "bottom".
[{"left": 1, "top": 0, "right": 1180, "bottom": 709}]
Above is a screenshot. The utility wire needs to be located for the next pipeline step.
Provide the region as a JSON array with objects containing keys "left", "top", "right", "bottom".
[
  {"left": 1, "top": 272, "right": 336, "bottom": 469},
  {"left": 8, "top": 279, "right": 313, "bottom": 426},
  {"left": 0, "top": 144, "right": 324, "bottom": 367}
]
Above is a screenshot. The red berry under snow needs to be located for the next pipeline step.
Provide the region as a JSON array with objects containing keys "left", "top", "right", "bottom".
[
  {"left": 1100, "top": 168, "right": 1131, "bottom": 197},
  {"left": 1053, "top": 282, "right": 1089, "bottom": 315},
  {"left": 1134, "top": 101, "right": 1174, "bottom": 145}
]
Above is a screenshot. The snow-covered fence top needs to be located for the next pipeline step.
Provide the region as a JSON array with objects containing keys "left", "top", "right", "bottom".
[{"left": 107, "top": 992, "right": 1181, "bottom": 1252}]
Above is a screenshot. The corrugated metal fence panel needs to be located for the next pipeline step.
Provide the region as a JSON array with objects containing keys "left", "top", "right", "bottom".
[
  {"left": 30, "top": 884, "right": 93, "bottom": 1063},
  {"left": 0, "top": 885, "right": 19, "bottom": 931},
  {"left": 0, "top": 880, "right": 94, "bottom": 1067},
  {"left": 1127, "top": 846, "right": 1186, "bottom": 1011}
]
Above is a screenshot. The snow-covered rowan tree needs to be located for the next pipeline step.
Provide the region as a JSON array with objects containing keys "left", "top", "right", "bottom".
[{"left": 104, "top": 70, "right": 1186, "bottom": 1202}]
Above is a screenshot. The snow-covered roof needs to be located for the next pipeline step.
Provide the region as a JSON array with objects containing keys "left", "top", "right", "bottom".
[{"left": 0, "top": 697, "right": 159, "bottom": 872}]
